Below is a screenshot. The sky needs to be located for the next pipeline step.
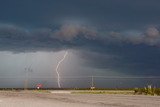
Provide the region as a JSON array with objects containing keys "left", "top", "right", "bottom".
[{"left": 0, "top": 0, "right": 160, "bottom": 88}]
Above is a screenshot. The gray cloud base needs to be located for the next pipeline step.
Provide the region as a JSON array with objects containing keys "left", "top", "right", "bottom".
[
  {"left": 1, "top": 23, "right": 160, "bottom": 52},
  {"left": 1, "top": 23, "right": 160, "bottom": 76}
]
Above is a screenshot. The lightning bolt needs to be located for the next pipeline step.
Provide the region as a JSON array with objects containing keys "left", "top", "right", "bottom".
[{"left": 55, "top": 51, "right": 68, "bottom": 88}]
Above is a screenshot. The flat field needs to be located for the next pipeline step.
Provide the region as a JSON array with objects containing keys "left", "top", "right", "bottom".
[{"left": 0, "top": 90, "right": 159, "bottom": 107}]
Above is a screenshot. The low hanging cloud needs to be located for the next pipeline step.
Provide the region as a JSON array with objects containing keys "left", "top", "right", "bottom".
[
  {"left": 1, "top": 23, "right": 160, "bottom": 76},
  {"left": 0, "top": 23, "right": 160, "bottom": 52},
  {"left": 0, "top": 24, "right": 29, "bottom": 39},
  {"left": 53, "top": 23, "right": 97, "bottom": 41},
  {"left": 144, "top": 27, "right": 160, "bottom": 46},
  {"left": 0, "top": 23, "right": 98, "bottom": 52},
  {"left": 109, "top": 26, "right": 160, "bottom": 46}
]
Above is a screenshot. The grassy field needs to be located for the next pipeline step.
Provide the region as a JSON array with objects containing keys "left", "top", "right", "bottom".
[
  {"left": 71, "top": 90, "right": 134, "bottom": 95},
  {"left": 0, "top": 86, "right": 160, "bottom": 95}
]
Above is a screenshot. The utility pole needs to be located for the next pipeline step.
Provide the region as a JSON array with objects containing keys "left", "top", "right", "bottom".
[
  {"left": 24, "top": 67, "right": 33, "bottom": 90},
  {"left": 92, "top": 76, "right": 94, "bottom": 87},
  {"left": 91, "top": 76, "right": 95, "bottom": 90},
  {"left": 24, "top": 68, "right": 28, "bottom": 90}
]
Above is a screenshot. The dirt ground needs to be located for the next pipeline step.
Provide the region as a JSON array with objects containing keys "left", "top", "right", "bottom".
[{"left": 0, "top": 90, "right": 160, "bottom": 107}]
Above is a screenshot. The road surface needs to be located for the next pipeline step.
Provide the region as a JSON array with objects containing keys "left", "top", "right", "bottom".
[{"left": 0, "top": 91, "right": 160, "bottom": 107}]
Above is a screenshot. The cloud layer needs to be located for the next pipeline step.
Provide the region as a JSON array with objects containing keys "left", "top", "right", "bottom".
[
  {"left": 1, "top": 23, "right": 160, "bottom": 76},
  {"left": 53, "top": 23, "right": 97, "bottom": 41},
  {"left": 0, "top": 23, "right": 98, "bottom": 52},
  {"left": 1, "top": 23, "right": 160, "bottom": 53},
  {"left": 108, "top": 26, "right": 160, "bottom": 46}
]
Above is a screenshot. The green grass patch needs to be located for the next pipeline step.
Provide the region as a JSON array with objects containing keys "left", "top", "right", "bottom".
[{"left": 72, "top": 90, "right": 134, "bottom": 95}]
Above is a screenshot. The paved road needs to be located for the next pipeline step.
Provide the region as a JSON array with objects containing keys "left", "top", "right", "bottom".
[{"left": 0, "top": 91, "right": 160, "bottom": 107}]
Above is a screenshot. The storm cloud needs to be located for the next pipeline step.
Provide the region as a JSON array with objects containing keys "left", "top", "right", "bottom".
[
  {"left": 1, "top": 23, "right": 160, "bottom": 52},
  {"left": 1, "top": 22, "right": 160, "bottom": 76},
  {"left": 0, "top": 0, "right": 160, "bottom": 88}
]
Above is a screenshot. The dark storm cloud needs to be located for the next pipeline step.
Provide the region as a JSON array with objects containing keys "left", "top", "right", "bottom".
[
  {"left": 1, "top": 0, "right": 160, "bottom": 77},
  {"left": 1, "top": 0, "right": 160, "bottom": 29},
  {"left": 106, "top": 26, "right": 160, "bottom": 46},
  {"left": 0, "top": 23, "right": 98, "bottom": 52},
  {"left": 53, "top": 23, "right": 97, "bottom": 41},
  {"left": 1, "top": 23, "right": 160, "bottom": 76},
  {"left": 1, "top": 23, "right": 160, "bottom": 52},
  {"left": 78, "top": 45, "right": 160, "bottom": 76}
]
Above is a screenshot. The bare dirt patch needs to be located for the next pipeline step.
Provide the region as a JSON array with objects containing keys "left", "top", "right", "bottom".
[{"left": 0, "top": 91, "right": 159, "bottom": 107}]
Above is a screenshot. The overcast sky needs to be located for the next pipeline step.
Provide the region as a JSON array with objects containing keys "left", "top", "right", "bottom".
[{"left": 0, "top": 0, "right": 160, "bottom": 88}]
